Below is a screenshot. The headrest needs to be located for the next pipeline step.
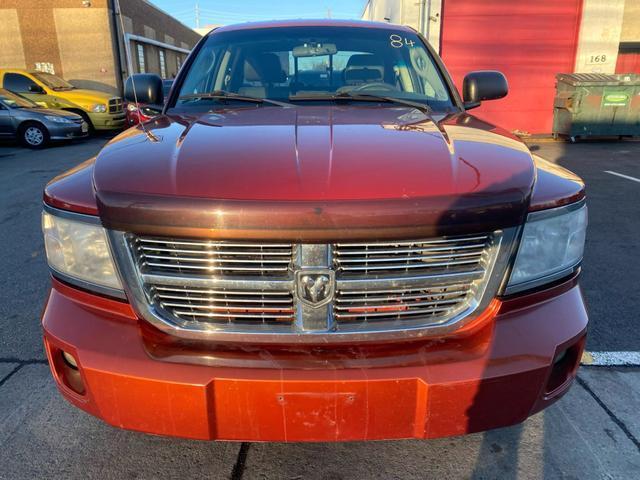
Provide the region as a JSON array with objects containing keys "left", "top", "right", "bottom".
[
  {"left": 344, "top": 54, "right": 384, "bottom": 84},
  {"left": 244, "top": 53, "right": 287, "bottom": 84}
]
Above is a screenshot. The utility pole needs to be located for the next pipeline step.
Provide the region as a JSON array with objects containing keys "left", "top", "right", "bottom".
[
  {"left": 327, "top": 7, "right": 332, "bottom": 18},
  {"left": 195, "top": 2, "right": 200, "bottom": 29}
]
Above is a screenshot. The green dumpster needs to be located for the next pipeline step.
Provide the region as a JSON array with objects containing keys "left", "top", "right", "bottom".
[{"left": 553, "top": 73, "right": 640, "bottom": 141}]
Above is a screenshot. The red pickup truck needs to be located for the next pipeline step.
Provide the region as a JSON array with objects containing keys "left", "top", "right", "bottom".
[{"left": 41, "top": 20, "right": 588, "bottom": 442}]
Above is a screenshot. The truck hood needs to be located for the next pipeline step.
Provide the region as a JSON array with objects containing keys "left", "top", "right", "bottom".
[
  {"left": 52, "top": 88, "right": 113, "bottom": 107},
  {"left": 94, "top": 106, "right": 535, "bottom": 240}
]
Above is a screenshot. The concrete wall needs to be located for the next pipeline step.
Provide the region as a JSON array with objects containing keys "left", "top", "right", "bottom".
[
  {"left": 0, "top": 9, "right": 26, "bottom": 69},
  {"left": 53, "top": 7, "right": 119, "bottom": 94},
  {"left": 621, "top": 0, "right": 640, "bottom": 42},
  {"left": 574, "top": 0, "right": 626, "bottom": 73}
]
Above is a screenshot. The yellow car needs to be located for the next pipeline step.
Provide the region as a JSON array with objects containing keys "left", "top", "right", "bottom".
[{"left": 0, "top": 69, "right": 125, "bottom": 131}]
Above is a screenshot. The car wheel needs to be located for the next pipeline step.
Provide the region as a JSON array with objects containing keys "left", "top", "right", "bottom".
[{"left": 20, "top": 123, "right": 50, "bottom": 149}]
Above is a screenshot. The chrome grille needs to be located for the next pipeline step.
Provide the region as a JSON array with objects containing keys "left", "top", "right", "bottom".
[
  {"left": 335, "top": 283, "right": 473, "bottom": 324},
  {"left": 108, "top": 97, "right": 123, "bottom": 113},
  {"left": 115, "top": 230, "right": 508, "bottom": 342},
  {"left": 132, "top": 236, "right": 294, "bottom": 277},
  {"left": 333, "top": 235, "right": 489, "bottom": 276},
  {"left": 151, "top": 285, "right": 295, "bottom": 325}
]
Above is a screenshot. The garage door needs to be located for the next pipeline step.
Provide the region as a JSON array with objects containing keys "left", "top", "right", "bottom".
[
  {"left": 440, "top": 0, "right": 583, "bottom": 134},
  {"left": 616, "top": 50, "right": 640, "bottom": 74}
]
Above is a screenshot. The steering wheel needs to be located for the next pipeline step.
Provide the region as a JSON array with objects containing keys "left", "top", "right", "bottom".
[{"left": 352, "top": 82, "right": 398, "bottom": 93}]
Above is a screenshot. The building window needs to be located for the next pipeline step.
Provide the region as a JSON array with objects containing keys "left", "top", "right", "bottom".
[
  {"left": 159, "top": 50, "right": 167, "bottom": 78},
  {"left": 137, "top": 44, "right": 146, "bottom": 73},
  {"left": 176, "top": 56, "right": 182, "bottom": 73}
]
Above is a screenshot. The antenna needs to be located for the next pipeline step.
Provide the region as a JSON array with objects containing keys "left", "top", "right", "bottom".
[
  {"left": 195, "top": 2, "right": 200, "bottom": 29},
  {"left": 114, "top": 0, "right": 159, "bottom": 142}
]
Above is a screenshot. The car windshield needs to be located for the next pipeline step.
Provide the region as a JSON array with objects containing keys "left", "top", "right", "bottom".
[
  {"left": 173, "top": 26, "right": 455, "bottom": 111},
  {"left": 0, "top": 88, "right": 37, "bottom": 108},
  {"left": 32, "top": 72, "right": 75, "bottom": 91}
]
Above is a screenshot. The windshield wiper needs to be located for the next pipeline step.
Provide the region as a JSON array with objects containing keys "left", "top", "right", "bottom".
[
  {"left": 289, "top": 92, "right": 450, "bottom": 141},
  {"left": 290, "top": 92, "right": 432, "bottom": 112},
  {"left": 178, "top": 90, "right": 293, "bottom": 108}
]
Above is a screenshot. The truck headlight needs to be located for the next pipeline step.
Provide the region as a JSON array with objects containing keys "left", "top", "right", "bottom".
[
  {"left": 506, "top": 202, "right": 587, "bottom": 293},
  {"left": 42, "top": 210, "right": 123, "bottom": 293},
  {"left": 90, "top": 103, "right": 107, "bottom": 113}
]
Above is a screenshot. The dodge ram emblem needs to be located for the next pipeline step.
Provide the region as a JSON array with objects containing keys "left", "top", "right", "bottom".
[{"left": 295, "top": 269, "right": 335, "bottom": 308}]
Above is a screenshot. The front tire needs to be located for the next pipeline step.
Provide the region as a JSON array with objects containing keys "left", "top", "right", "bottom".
[{"left": 19, "top": 122, "right": 50, "bottom": 149}]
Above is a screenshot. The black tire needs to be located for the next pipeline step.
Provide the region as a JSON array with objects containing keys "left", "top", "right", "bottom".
[{"left": 19, "top": 122, "right": 50, "bottom": 149}]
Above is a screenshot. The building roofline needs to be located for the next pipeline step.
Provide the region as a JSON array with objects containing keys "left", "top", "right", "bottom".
[{"left": 138, "top": 0, "right": 202, "bottom": 36}]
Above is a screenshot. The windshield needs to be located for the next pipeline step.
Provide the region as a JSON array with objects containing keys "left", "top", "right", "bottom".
[
  {"left": 0, "top": 89, "right": 37, "bottom": 108},
  {"left": 32, "top": 72, "right": 75, "bottom": 91},
  {"left": 173, "top": 26, "right": 455, "bottom": 111}
]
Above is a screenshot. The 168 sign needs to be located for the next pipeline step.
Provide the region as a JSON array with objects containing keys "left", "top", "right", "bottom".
[{"left": 588, "top": 54, "right": 607, "bottom": 65}]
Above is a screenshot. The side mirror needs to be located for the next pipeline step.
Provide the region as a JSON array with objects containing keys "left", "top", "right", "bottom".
[
  {"left": 462, "top": 71, "right": 508, "bottom": 110},
  {"left": 28, "top": 84, "right": 46, "bottom": 94},
  {"left": 124, "top": 74, "right": 164, "bottom": 106}
]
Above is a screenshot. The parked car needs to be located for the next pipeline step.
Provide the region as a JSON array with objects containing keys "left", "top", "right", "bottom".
[
  {"left": 0, "top": 69, "right": 125, "bottom": 132},
  {"left": 41, "top": 20, "right": 588, "bottom": 442},
  {"left": 125, "top": 79, "right": 173, "bottom": 126},
  {"left": 0, "top": 88, "right": 87, "bottom": 148}
]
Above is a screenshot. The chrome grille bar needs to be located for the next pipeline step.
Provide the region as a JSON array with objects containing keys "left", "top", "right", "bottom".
[
  {"left": 108, "top": 97, "right": 123, "bottom": 113},
  {"left": 333, "top": 235, "right": 490, "bottom": 276},
  {"left": 151, "top": 284, "right": 295, "bottom": 324},
  {"left": 133, "top": 236, "right": 294, "bottom": 277},
  {"left": 334, "top": 283, "right": 472, "bottom": 323}
]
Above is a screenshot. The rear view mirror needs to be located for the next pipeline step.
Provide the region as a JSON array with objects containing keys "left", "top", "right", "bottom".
[
  {"left": 124, "top": 74, "right": 164, "bottom": 106},
  {"left": 28, "top": 84, "right": 45, "bottom": 94},
  {"left": 462, "top": 71, "right": 508, "bottom": 109},
  {"left": 293, "top": 43, "right": 337, "bottom": 58}
]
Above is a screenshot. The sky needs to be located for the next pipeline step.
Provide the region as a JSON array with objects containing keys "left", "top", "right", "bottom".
[{"left": 148, "top": 0, "right": 367, "bottom": 29}]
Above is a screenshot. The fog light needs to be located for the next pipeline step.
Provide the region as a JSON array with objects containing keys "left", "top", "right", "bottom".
[
  {"left": 62, "top": 351, "right": 78, "bottom": 369},
  {"left": 546, "top": 341, "right": 583, "bottom": 394},
  {"left": 553, "top": 349, "right": 567, "bottom": 365}
]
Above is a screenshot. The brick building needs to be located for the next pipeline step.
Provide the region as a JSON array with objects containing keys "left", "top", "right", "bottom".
[{"left": 0, "top": 0, "right": 201, "bottom": 95}]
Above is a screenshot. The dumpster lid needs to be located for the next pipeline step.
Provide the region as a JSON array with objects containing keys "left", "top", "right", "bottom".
[{"left": 557, "top": 73, "right": 640, "bottom": 86}]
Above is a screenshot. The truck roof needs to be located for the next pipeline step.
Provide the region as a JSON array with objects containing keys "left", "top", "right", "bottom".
[{"left": 212, "top": 19, "right": 414, "bottom": 35}]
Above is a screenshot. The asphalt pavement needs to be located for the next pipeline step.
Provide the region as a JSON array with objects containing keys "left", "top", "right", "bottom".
[{"left": 0, "top": 135, "right": 639, "bottom": 479}]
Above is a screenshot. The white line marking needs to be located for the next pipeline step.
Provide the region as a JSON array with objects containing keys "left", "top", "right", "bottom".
[
  {"left": 582, "top": 351, "right": 640, "bottom": 366},
  {"left": 604, "top": 170, "right": 640, "bottom": 184}
]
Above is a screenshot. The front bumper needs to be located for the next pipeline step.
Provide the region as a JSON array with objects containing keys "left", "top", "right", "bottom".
[
  {"left": 48, "top": 122, "right": 89, "bottom": 140},
  {"left": 87, "top": 111, "right": 126, "bottom": 130},
  {"left": 42, "top": 277, "right": 587, "bottom": 442}
]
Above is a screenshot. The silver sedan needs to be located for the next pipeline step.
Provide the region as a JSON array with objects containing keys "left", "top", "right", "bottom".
[{"left": 0, "top": 88, "right": 88, "bottom": 148}]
